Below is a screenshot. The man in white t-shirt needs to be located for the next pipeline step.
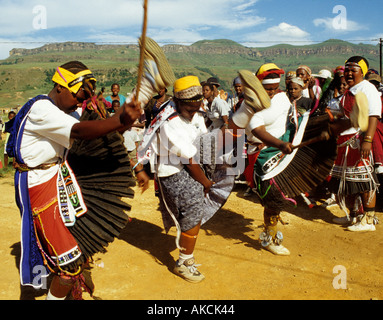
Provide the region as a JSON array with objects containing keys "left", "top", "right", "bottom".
[
  {"left": 10, "top": 37, "right": 175, "bottom": 300},
  {"left": 123, "top": 128, "right": 140, "bottom": 171},
  {"left": 10, "top": 61, "right": 143, "bottom": 300},
  {"left": 202, "top": 82, "right": 230, "bottom": 130}
]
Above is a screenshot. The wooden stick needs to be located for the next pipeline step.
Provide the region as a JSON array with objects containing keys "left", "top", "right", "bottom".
[
  {"left": 292, "top": 131, "right": 330, "bottom": 150},
  {"left": 135, "top": 0, "right": 149, "bottom": 100}
]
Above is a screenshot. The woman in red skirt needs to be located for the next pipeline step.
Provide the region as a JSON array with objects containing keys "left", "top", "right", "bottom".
[{"left": 328, "top": 56, "right": 381, "bottom": 231}]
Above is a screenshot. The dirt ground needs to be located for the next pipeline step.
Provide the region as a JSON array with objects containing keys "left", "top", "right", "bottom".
[{"left": 0, "top": 173, "right": 382, "bottom": 301}]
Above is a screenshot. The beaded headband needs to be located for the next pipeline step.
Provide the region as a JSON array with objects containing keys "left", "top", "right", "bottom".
[{"left": 52, "top": 67, "right": 96, "bottom": 94}]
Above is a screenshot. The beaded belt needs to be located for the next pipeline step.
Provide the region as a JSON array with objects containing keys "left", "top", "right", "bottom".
[{"left": 14, "top": 162, "right": 58, "bottom": 172}]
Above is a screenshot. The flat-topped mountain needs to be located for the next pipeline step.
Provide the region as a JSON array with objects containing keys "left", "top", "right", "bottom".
[{"left": 1, "top": 39, "right": 379, "bottom": 108}]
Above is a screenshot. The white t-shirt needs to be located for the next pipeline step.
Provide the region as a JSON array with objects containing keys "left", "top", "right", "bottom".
[
  {"left": 20, "top": 98, "right": 79, "bottom": 187},
  {"left": 247, "top": 92, "right": 292, "bottom": 141},
  {"left": 206, "top": 97, "right": 230, "bottom": 130},
  {"left": 341, "top": 80, "right": 381, "bottom": 136},
  {"left": 149, "top": 112, "right": 208, "bottom": 177}
]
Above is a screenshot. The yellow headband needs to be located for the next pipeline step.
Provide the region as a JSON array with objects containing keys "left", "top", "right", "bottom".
[
  {"left": 357, "top": 59, "right": 368, "bottom": 76},
  {"left": 52, "top": 67, "right": 96, "bottom": 94},
  {"left": 345, "top": 59, "right": 368, "bottom": 76}
]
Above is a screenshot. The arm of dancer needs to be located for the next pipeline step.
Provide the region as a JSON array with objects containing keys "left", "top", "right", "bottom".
[
  {"left": 70, "top": 99, "right": 141, "bottom": 140},
  {"left": 251, "top": 125, "right": 293, "bottom": 154},
  {"left": 135, "top": 169, "right": 150, "bottom": 193},
  {"left": 185, "top": 158, "right": 214, "bottom": 195},
  {"left": 226, "top": 102, "right": 293, "bottom": 154},
  {"left": 307, "top": 77, "right": 320, "bottom": 102},
  {"left": 361, "top": 116, "right": 379, "bottom": 159},
  {"left": 130, "top": 157, "right": 150, "bottom": 194}
]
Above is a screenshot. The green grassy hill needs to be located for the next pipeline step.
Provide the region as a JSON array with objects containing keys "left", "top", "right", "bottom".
[{"left": 0, "top": 39, "right": 380, "bottom": 109}]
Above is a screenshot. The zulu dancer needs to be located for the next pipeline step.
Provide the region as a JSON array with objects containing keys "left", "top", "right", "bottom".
[
  {"left": 7, "top": 37, "right": 173, "bottom": 299},
  {"left": 228, "top": 63, "right": 339, "bottom": 255},
  {"left": 230, "top": 64, "right": 294, "bottom": 255},
  {"left": 138, "top": 73, "right": 239, "bottom": 283},
  {"left": 328, "top": 56, "right": 381, "bottom": 231},
  {"left": 139, "top": 76, "right": 213, "bottom": 283}
]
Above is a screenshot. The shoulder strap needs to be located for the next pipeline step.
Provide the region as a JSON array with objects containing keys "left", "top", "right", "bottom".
[
  {"left": 137, "top": 100, "right": 178, "bottom": 162},
  {"left": 340, "top": 90, "right": 355, "bottom": 118}
]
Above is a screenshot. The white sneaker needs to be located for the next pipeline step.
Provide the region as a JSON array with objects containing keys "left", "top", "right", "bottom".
[
  {"left": 347, "top": 222, "right": 376, "bottom": 232},
  {"left": 174, "top": 258, "right": 205, "bottom": 283},
  {"left": 264, "top": 242, "right": 290, "bottom": 256}
]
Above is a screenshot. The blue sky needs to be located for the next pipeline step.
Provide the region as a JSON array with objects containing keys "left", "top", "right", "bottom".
[{"left": 0, "top": 0, "right": 381, "bottom": 60}]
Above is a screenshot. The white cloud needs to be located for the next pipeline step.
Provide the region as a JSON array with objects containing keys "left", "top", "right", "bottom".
[
  {"left": 0, "top": 0, "right": 264, "bottom": 36},
  {"left": 270, "top": 22, "right": 310, "bottom": 38},
  {"left": 0, "top": 0, "right": 268, "bottom": 58},
  {"left": 233, "top": 0, "right": 260, "bottom": 12},
  {"left": 147, "top": 0, "right": 265, "bottom": 31},
  {"left": 243, "top": 22, "right": 312, "bottom": 47}
]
